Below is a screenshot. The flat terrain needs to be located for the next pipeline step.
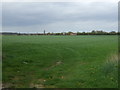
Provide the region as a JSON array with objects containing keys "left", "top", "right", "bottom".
[{"left": 2, "top": 35, "right": 118, "bottom": 88}]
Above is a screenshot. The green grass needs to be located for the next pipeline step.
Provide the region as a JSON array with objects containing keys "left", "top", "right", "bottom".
[{"left": 2, "top": 35, "right": 118, "bottom": 88}]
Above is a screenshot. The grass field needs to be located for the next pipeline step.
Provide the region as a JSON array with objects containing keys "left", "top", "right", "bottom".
[{"left": 2, "top": 35, "right": 118, "bottom": 88}]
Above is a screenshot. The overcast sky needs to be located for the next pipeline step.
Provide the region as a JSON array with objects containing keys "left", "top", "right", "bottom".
[{"left": 2, "top": 1, "right": 118, "bottom": 33}]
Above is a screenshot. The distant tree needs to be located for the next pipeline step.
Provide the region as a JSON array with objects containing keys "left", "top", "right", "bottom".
[
  {"left": 91, "top": 30, "right": 96, "bottom": 35},
  {"left": 77, "top": 32, "right": 81, "bottom": 35},
  {"left": 47, "top": 32, "right": 51, "bottom": 35},
  {"left": 67, "top": 32, "right": 73, "bottom": 35},
  {"left": 82, "top": 32, "right": 86, "bottom": 35},
  {"left": 109, "top": 31, "right": 116, "bottom": 35},
  {"left": 55, "top": 33, "right": 62, "bottom": 35}
]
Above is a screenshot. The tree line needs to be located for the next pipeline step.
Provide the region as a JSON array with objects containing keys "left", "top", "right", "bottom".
[
  {"left": 1, "top": 30, "right": 119, "bottom": 35},
  {"left": 49, "top": 30, "right": 118, "bottom": 35}
]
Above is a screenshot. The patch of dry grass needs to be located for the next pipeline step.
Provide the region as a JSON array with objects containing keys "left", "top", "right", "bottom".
[
  {"left": 102, "top": 53, "right": 118, "bottom": 79},
  {"left": 106, "top": 53, "right": 118, "bottom": 64}
]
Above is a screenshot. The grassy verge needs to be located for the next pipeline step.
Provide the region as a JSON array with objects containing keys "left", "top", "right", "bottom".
[{"left": 101, "top": 53, "right": 118, "bottom": 87}]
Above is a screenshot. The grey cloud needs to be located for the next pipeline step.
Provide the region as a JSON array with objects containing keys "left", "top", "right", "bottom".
[{"left": 2, "top": 2, "right": 118, "bottom": 32}]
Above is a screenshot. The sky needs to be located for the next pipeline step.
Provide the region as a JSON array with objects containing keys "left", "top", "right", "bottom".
[{"left": 1, "top": 0, "right": 118, "bottom": 33}]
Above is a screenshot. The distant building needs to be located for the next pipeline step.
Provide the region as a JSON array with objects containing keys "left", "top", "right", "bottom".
[
  {"left": 44, "top": 30, "right": 46, "bottom": 35},
  {"left": 70, "top": 33, "right": 77, "bottom": 35}
]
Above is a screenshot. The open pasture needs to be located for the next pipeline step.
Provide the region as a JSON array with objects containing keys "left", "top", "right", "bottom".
[{"left": 2, "top": 35, "right": 118, "bottom": 88}]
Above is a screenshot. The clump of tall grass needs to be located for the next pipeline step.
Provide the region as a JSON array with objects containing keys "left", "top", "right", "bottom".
[{"left": 102, "top": 54, "right": 118, "bottom": 79}]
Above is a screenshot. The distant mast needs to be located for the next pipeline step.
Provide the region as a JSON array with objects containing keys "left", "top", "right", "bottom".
[{"left": 44, "top": 30, "right": 45, "bottom": 35}]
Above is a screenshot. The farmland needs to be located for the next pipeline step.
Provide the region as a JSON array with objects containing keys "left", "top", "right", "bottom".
[{"left": 2, "top": 35, "right": 118, "bottom": 88}]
